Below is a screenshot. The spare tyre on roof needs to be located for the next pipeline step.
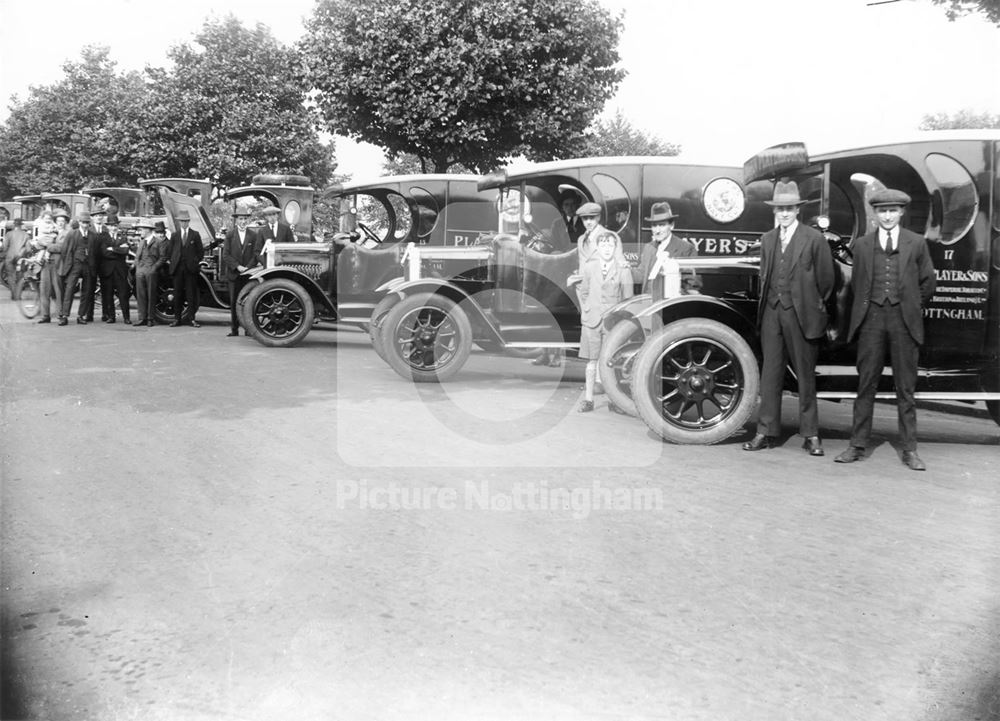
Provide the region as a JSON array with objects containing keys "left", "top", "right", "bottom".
[{"left": 252, "top": 174, "right": 312, "bottom": 187}]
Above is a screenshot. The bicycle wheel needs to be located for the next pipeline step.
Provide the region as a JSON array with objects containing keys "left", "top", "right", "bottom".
[{"left": 15, "top": 277, "right": 40, "bottom": 319}]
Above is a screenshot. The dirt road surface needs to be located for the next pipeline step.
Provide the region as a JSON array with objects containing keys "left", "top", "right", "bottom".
[{"left": 2, "top": 300, "right": 998, "bottom": 721}]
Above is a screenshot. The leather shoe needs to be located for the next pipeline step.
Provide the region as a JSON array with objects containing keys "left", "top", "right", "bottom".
[
  {"left": 169, "top": 321, "right": 180, "bottom": 327},
  {"left": 834, "top": 446, "right": 865, "bottom": 463},
  {"left": 123, "top": 318, "right": 131, "bottom": 325},
  {"left": 77, "top": 318, "right": 88, "bottom": 325},
  {"left": 190, "top": 320, "right": 201, "bottom": 328},
  {"left": 901, "top": 450, "right": 926, "bottom": 471},
  {"left": 803, "top": 436, "right": 824, "bottom": 456},
  {"left": 147, "top": 320, "right": 155, "bottom": 328},
  {"left": 37, "top": 317, "right": 51, "bottom": 324},
  {"left": 578, "top": 400, "right": 594, "bottom": 413},
  {"left": 742, "top": 433, "right": 775, "bottom": 451},
  {"left": 227, "top": 330, "right": 239, "bottom": 337},
  {"left": 57, "top": 318, "right": 68, "bottom": 326},
  {"left": 107, "top": 320, "right": 116, "bottom": 324}
]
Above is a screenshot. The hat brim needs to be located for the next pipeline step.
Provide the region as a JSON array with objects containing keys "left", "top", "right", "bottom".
[
  {"left": 643, "top": 214, "right": 679, "bottom": 223},
  {"left": 764, "top": 199, "right": 807, "bottom": 207}
]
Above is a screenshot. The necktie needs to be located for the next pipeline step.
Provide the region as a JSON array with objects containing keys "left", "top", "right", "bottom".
[
  {"left": 780, "top": 228, "right": 789, "bottom": 252},
  {"left": 885, "top": 231, "right": 893, "bottom": 254}
]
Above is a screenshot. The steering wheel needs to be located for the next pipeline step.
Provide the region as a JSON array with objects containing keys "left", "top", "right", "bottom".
[
  {"left": 356, "top": 221, "right": 381, "bottom": 245},
  {"left": 826, "top": 232, "right": 853, "bottom": 264}
]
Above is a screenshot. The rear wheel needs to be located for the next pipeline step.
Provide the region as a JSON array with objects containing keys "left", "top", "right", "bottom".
[
  {"left": 368, "top": 294, "right": 399, "bottom": 363},
  {"left": 598, "top": 319, "right": 645, "bottom": 417},
  {"left": 382, "top": 293, "right": 472, "bottom": 382},
  {"left": 245, "top": 278, "right": 315, "bottom": 347},
  {"left": 154, "top": 277, "right": 194, "bottom": 324},
  {"left": 15, "top": 277, "right": 40, "bottom": 319},
  {"left": 631, "top": 318, "right": 758, "bottom": 445}
]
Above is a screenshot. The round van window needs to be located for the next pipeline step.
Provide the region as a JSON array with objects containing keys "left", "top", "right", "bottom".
[{"left": 924, "top": 153, "right": 977, "bottom": 245}]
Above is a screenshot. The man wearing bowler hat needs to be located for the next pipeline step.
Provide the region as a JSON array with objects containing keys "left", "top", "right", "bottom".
[
  {"left": 222, "top": 207, "right": 264, "bottom": 336},
  {"left": 58, "top": 211, "right": 95, "bottom": 324},
  {"left": 97, "top": 212, "right": 132, "bottom": 323},
  {"left": 167, "top": 208, "right": 205, "bottom": 327},
  {"left": 835, "top": 189, "right": 936, "bottom": 471},
  {"left": 134, "top": 219, "right": 167, "bottom": 327},
  {"left": 258, "top": 205, "right": 295, "bottom": 244},
  {"left": 743, "top": 180, "right": 834, "bottom": 456},
  {"left": 637, "top": 201, "right": 699, "bottom": 297}
]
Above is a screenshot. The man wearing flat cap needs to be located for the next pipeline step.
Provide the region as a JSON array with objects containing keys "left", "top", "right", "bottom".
[
  {"left": 637, "top": 201, "right": 699, "bottom": 297},
  {"left": 743, "top": 180, "right": 834, "bottom": 456},
  {"left": 166, "top": 208, "right": 205, "bottom": 327},
  {"left": 258, "top": 205, "right": 295, "bottom": 244},
  {"left": 835, "top": 189, "right": 936, "bottom": 471},
  {"left": 134, "top": 219, "right": 167, "bottom": 327},
  {"left": 222, "top": 207, "right": 264, "bottom": 336}
]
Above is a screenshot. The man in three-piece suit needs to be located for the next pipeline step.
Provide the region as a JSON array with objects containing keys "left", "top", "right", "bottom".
[
  {"left": 58, "top": 211, "right": 96, "bottom": 325},
  {"left": 133, "top": 219, "right": 167, "bottom": 327},
  {"left": 222, "top": 207, "right": 264, "bottom": 336},
  {"left": 743, "top": 180, "right": 834, "bottom": 456},
  {"left": 167, "top": 209, "right": 205, "bottom": 327},
  {"left": 835, "top": 189, "right": 936, "bottom": 471},
  {"left": 637, "top": 201, "right": 699, "bottom": 297},
  {"left": 97, "top": 213, "right": 132, "bottom": 324},
  {"left": 258, "top": 206, "right": 295, "bottom": 244}
]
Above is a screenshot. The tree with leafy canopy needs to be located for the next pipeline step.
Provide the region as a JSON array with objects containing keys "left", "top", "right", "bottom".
[
  {"left": 919, "top": 109, "right": 1000, "bottom": 129},
  {"left": 576, "top": 109, "right": 680, "bottom": 157},
  {"left": 0, "top": 46, "right": 146, "bottom": 195},
  {"left": 928, "top": 0, "right": 1000, "bottom": 25},
  {"left": 135, "top": 15, "right": 335, "bottom": 193},
  {"left": 301, "top": 0, "right": 625, "bottom": 173}
]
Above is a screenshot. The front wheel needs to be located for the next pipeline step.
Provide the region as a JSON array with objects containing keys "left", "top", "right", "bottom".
[
  {"left": 245, "top": 278, "right": 315, "bottom": 347},
  {"left": 598, "top": 319, "right": 645, "bottom": 417},
  {"left": 15, "top": 277, "right": 40, "bottom": 319},
  {"left": 631, "top": 319, "right": 759, "bottom": 445},
  {"left": 382, "top": 293, "right": 472, "bottom": 382},
  {"left": 368, "top": 294, "right": 399, "bottom": 363}
]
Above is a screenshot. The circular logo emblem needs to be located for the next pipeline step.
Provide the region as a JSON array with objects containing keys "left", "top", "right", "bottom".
[{"left": 702, "top": 177, "right": 746, "bottom": 224}]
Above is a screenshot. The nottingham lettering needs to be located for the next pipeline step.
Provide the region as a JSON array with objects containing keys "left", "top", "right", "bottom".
[{"left": 924, "top": 308, "right": 984, "bottom": 320}]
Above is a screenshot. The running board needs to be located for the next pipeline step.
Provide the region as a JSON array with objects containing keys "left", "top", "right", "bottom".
[{"left": 817, "top": 391, "right": 1000, "bottom": 401}]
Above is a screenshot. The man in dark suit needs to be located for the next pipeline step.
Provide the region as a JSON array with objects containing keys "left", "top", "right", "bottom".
[
  {"left": 743, "top": 180, "right": 834, "bottom": 456},
  {"left": 258, "top": 206, "right": 295, "bottom": 244},
  {"left": 835, "top": 189, "right": 936, "bottom": 471},
  {"left": 222, "top": 207, "right": 264, "bottom": 336},
  {"left": 637, "top": 201, "right": 699, "bottom": 297},
  {"left": 167, "top": 209, "right": 205, "bottom": 327},
  {"left": 97, "top": 213, "right": 132, "bottom": 324},
  {"left": 58, "top": 211, "right": 96, "bottom": 325}
]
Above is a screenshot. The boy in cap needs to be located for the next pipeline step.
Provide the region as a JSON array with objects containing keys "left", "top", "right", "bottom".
[
  {"left": 743, "top": 180, "right": 834, "bottom": 456},
  {"left": 134, "top": 219, "right": 166, "bottom": 326},
  {"left": 835, "top": 189, "right": 936, "bottom": 471}
]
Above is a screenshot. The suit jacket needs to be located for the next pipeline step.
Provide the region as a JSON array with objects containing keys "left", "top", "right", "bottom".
[
  {"left": 846, "top": 227, "right": 936, "bottom": 345},
  {"left": 168, "top": 228, "right": 205, "bottom": 275},
  {"left": 3, "top": 228, "right": 29, "bottom": 263},
  {"left": 638, "top": 235, "right": 698, "bottom": 294},
  {"left": 134, "top": 235, "right": 165, "bottom": 273},
  {"left": 579, "top": 257, "right": 634, "bottom": 328},
  {"left": 96, "top": 227, "right": 129, "bottom": 273},
  {"left": 258, "top": 221, "right": 295, "bottom": 244},
  {"left": 57, "top": 229, "right": 86, "bottom": 276},
  {"left": 222, "top": 227, "right": 264, "bottom": 281},
  {"left": 756, "top": 223, "right": 835, "bottom": 339}
]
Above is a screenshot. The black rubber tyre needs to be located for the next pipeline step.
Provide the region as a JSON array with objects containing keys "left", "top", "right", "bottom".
[
  {"left": 154, "top": 277, "right": 194, "bottom": 324},
  {"left": 235, "top": 281, "right": 256, "bottom": 334},
  {"left": 244, "top": 278, "right": 315, "bottom": 347},
  {"left": 631, "top": 318, "right": 759, "bottom": 445},
  {"left": 15, "top": 277, "right": 39, "bottom": 319},
  {"left": 598, "top": 319, "right": 646, "bottom": 417},
  {"left": 986, "top": 400, "right": 1000, "bottom": 427},
  {"left": 382, "top": 292, "right": 472, "bottom": 382},
  {"left": 368, "top": 294, "right": 398, "bottom": 363}
]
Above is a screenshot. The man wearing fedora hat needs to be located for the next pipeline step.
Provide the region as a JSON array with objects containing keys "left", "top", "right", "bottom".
[
  {"left": 58, "top": 211, "right": 96, "bottom": 324},
  {"left": 222, "top": 207, "right": 264, "bottom": 336},
  {"left": 97, "top": 212, "right": 132, "bottom": 324},
  {"left": 834, "top": 189, "right": 936, "bottom": 471},
  {"left": 166, "top": 208, "right": 205, "bottom": 327},
  {"left": 134, "top": 219, "right": 167, "bottom": 327},
  {"left": 743, "top": 179, "right": 834, "bottom": 456},
  {"left": 637, "top": 201, "right": 699, "bottom": 297},
  {"left": 258, "top": 205, "right": 295, "bottom": 244}
]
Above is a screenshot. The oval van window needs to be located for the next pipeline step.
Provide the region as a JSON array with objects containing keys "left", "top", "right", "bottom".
[{"left": 924, "top": 153, "right": 977, "bottom": 245}]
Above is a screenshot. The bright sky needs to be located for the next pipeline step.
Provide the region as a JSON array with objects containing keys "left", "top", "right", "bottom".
[{"left": 1, "top": 0, "right": 998, "bottom": 177}]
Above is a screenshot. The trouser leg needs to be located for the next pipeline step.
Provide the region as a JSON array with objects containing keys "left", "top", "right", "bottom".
[
  {"left": 79, "top": 270, "right": 96, "bottom": 320},
  {"left": 886, "top": 305, "right": 920, "bottom": 451},
  {"left": 778, "top": 305, "right": 820, "bottom": 437},
  {"left": 850, "top": 305, "right": 888, "bottom": 448},
  {"left": 756, "top": 305, "right": 787, "bottom": 436}
]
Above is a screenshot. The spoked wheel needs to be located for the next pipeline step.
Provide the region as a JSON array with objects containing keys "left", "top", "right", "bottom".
[
  {"left": 631, "top": 318, "right": 758, "bottom": 445},
  {"left": 15, "top": 277, "right": 40, "bottom": 319},
  {"left": 382, "top": 292, "right": 472, "bottom": 382},
  {"left": 154, "top": 277, "right": 194, "bottom": 324},
  {"left": 598, "top": 319, "right": 646, "bottom": 417},
  {"left": 245, "top": 278, "right": 315, "bottom": 347}
]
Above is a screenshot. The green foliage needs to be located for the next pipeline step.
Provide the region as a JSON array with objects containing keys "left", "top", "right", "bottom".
[
  {"left": 919, "top": 109, "right": 1000, "bottom": 129},
  {"left": 929, "top": 0, "right": 1000, "bottom": 25},
  {"left": 301, "top": 0, "right": 625, "bottom": 173},
  {"left": 576, "top": 109, "right": 680, "bottom": 158},
  {"left": 0, "top": 47, "right": 146, "bottom": 194},
  {"left": 135, "top": 15, "right": 335, "bottom": 192}
]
